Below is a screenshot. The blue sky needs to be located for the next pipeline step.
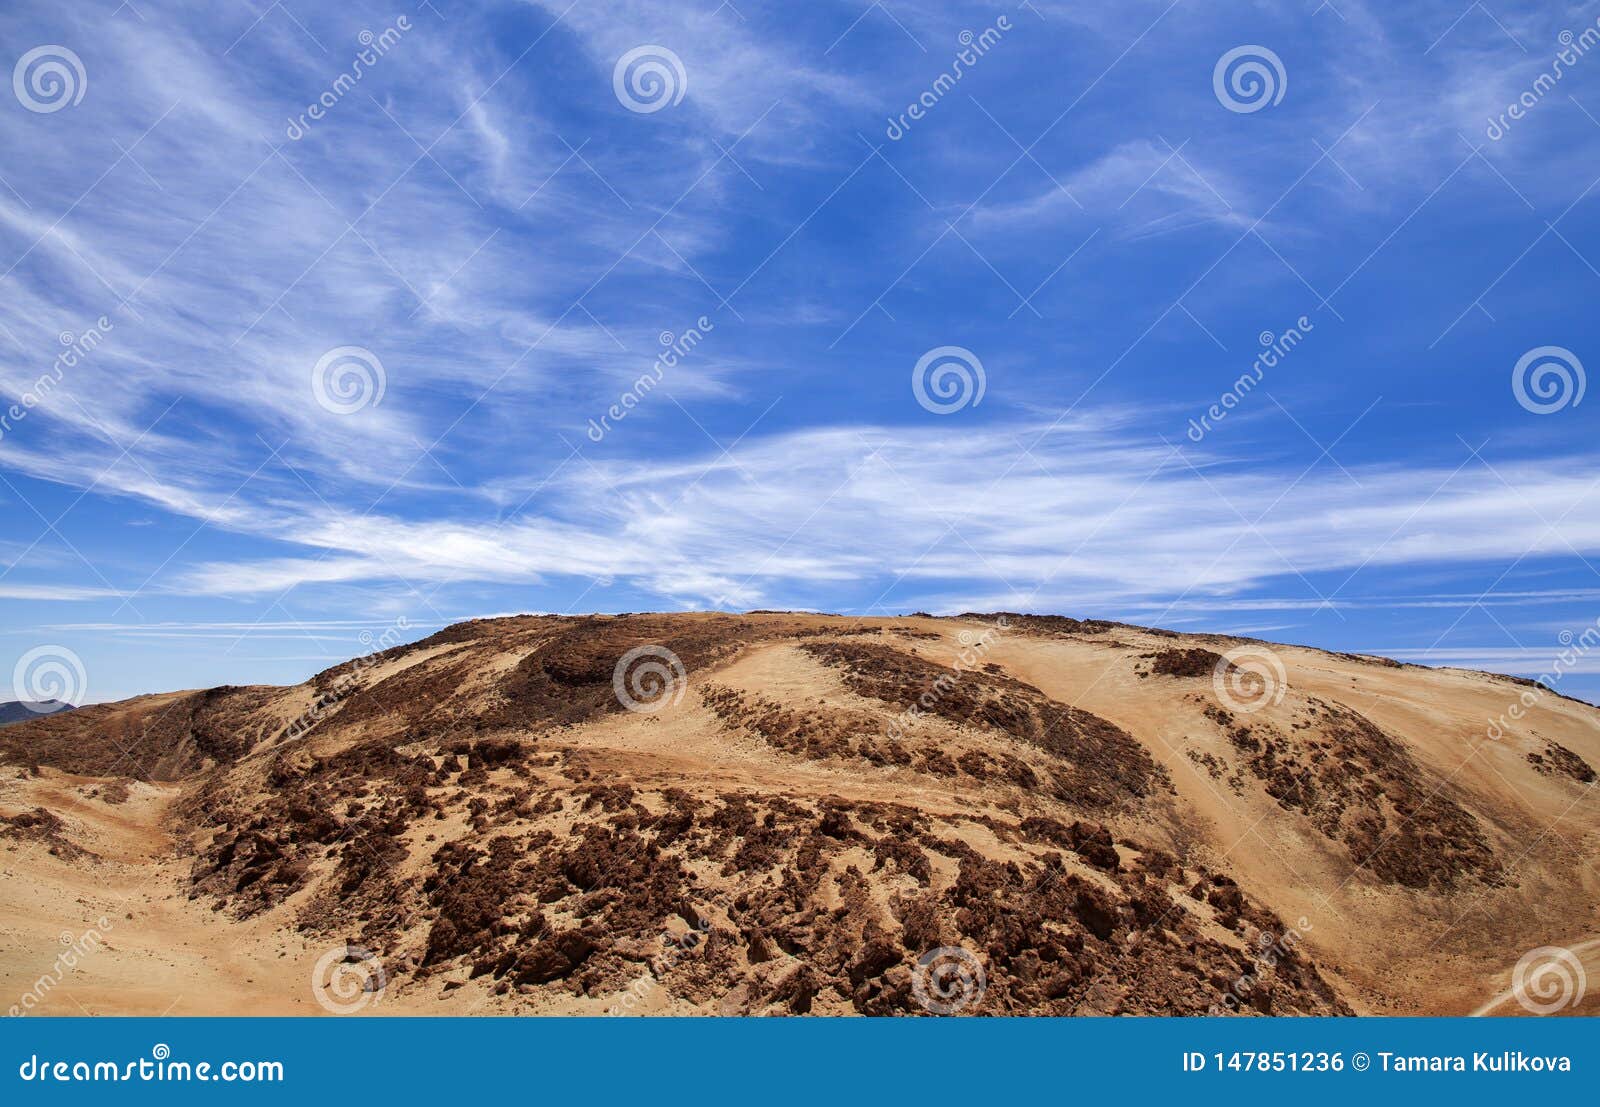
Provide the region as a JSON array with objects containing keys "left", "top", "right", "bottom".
[{"left": 3, "top": 0, "right": 1600, "bottom": 704}]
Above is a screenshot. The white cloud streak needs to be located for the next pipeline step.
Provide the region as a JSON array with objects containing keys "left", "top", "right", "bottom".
[{"left": 135, "top": 420, "right": 1600, "bottom": 613}]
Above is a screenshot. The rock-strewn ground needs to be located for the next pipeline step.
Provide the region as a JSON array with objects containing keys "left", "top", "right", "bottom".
[{"left": 2, "top": 612, "right": 1597, "bottom": 1016}]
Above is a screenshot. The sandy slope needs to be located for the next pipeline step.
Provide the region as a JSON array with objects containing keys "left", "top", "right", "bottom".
[{"left": 2, "top": 612, "right": 1596, "bottom": 1016}]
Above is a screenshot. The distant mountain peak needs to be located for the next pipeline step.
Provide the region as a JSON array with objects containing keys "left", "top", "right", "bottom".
[{"left": 0, "top": 699, "right": 75, "bottom": 726}]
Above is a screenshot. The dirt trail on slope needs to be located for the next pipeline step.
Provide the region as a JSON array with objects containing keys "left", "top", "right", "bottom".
[{"left": 1469, "top": 938, "right": 1600, "bottom": 1017}]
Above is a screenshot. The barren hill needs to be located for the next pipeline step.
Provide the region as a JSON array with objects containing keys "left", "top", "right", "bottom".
[{"left": 3, "top": 612, "right": 1597, "bottom": 1016}]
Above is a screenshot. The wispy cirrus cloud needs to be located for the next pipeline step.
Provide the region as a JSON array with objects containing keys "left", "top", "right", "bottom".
[
  {"left": 968, "top": 138, "right": 1251, "bottom": 239},
  {"left": 3, "top": 0, "right": 1599, "bottom": 704},
  {"left": 145, "top": 421, "right": 1600, "bottom": 615}
]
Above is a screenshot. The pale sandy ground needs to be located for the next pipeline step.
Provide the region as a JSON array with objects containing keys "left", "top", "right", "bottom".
[
  {"left": 1, "top": 774, "right": 312, "bottom": 1016},
  {"left": 984, "top": 629, "right": 1600, "bottom": 1016},
  {"left": 2, "top": 614, "right": 1597, "bottom": 1016}
]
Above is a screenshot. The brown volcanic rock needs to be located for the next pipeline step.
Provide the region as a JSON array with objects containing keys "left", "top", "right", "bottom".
[
  {"left": 1, "top": 612, "right": 1597, "bottom": 1017},
  {"left": 1527, "top": 740, "right": 1596, "bottom": 783},
  {"left": 797, "top": 638, "right": 1167, "bottom": 809},
  {"left": 1212, "top": 699, "right": 1503, "bottom": 891},
  {"left": 1146, "top": 647, "right": 1227, "bottom": 679}
]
